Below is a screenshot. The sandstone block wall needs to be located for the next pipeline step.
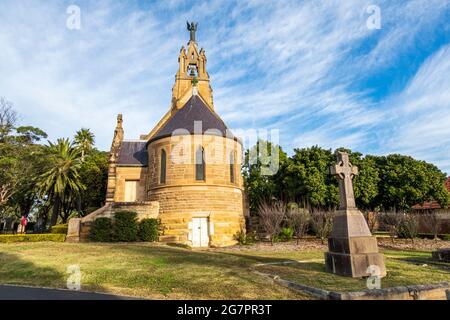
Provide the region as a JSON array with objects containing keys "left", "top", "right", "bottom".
[
  {"left": 147, "top": 135, "right": 245, "bottom": 247},
  {"left": 114, "top": 166, "right": 147, "bottom": 202},
  {"left": 149, "top": 186, "right": 245, "bottom": 246}
]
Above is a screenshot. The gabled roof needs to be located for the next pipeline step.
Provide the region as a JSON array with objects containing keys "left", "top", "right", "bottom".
[
  {"left": 117, "top": 140, "right": 148, "bottom": 166},
  {"left": 412, "top": 177, "right": 450, "bottom": 210},
  {"left": 149, "top": 95, "right": 235, "bottom": 143}
]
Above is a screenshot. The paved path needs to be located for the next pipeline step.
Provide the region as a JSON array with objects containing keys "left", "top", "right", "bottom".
[{"left": 0, "top": 284, "right": 137, "bottom": 300}]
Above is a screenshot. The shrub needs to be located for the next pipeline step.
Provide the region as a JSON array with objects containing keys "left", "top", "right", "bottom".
[
  {"left": 89, "top": 217, "right": 113, "bottom": 242},
  {"left": 51, "top": 224, "right": 68, "bottom": 234},
  {"left": 26, "top": 222, "right": 36, "bottom": 233},
  {"left": 379, "top": 212, "right": 404, "bottom": 243},
  {"left": 421, "top": 211, "right": 442, "bottom": 240},
  {"left": 0, "top": 234, "right": 66, "bottom": 243},
  {"left": 398, "top": 213, "right": 420, "bottom": 243},
  {"left": 234, "top": 229, "right": 257, "bottom": 245},
  {"left": 113, "top": 211, "right": 138, "bottom": 242},
  {"left": 441, "top": 234, "right": 450, "bottom": 241},
  {"left": 258, "top": 201, "right": 286, "bottom": 245},
  {"left": 286, "top": 205, "right": 310, "bottom": 244},
  {"left": 310, "top": 210, "right": 334, "bottom": 244},
  {"left": 278, "top": 227, "right": 294, "bottom": 242},
  {"left": 138, "top": 219, "right": 159, "bottom": 242}
]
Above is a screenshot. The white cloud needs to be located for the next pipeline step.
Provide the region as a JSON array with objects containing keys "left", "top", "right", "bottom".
[
  {"left": 380, "top": 44, "right": 450, "bottom": 174},
  {"left": 0, "top": 0, "right": 448, "bottom": 175}
]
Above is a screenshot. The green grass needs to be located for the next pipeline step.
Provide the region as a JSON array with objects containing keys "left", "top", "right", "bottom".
[
  {"left": 253, "top": 248, "right": 450, "bottom": 292},
  {"left": 0, "top": 242, "right": 448, "bottom": 299},
  {"left": 0, "top": 242, "right": 308, "bottom": 299}
]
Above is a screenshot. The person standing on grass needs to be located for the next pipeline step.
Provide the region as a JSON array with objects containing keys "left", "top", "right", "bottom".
[{"left": 20, "top": 216, "right": 27, "bottom": 234}]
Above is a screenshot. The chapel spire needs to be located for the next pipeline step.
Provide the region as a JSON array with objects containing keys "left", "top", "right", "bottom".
[{"left": 171, "top": 22, "right": 213, "bottom": 110}]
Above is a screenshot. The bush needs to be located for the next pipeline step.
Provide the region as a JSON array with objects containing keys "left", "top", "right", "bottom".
[
  {"left": 311, "top": 210, "right": 334, "bottom": 244},
  {"left": 286, "top": 205, "right": 310, "bottom": 244},
  {"left": 440, "top": 234, "right": 450, "bottom": 241},
  {"left": 397, "top": 213, "right": 419, "bottom": 242},
  {"left": 138, "top": 219, "right": 159, "bottom": 242},
  {"left": 278, "top": 227, "right": 294, "bottom": 242},
  {"left": 89, "top": 217, "right": 113, "bottom": 242},
  {"left": 379, "top": 212, "right": 403, "bottom": 243},
  {"left": 0, "top": 234, "right": 66, "bottom": 243},
  {"left": 113, "top": 211, "right": 138, "bottom": 242},
  {"left": 258, "top": 201, "right": 286, "bottom": 245},
  {"left": 26, "top": 222, "right": 36, "bottom": 233},
  {"left": 51, "top": 224, "right": 68, "bottom": 234},
  {"left": 234, "top": 229, "right": 257, "bottom": 245}
]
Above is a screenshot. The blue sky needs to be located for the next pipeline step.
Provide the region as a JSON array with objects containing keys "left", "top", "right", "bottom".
[{"left": 1, "top": 0, "right": 449, "bottom": 173}]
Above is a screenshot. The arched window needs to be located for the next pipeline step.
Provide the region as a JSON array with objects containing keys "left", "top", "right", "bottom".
[
  {"left": 160, "top": 149, "right": 166, "bottom": 184},
  {"left": 229, "top": 152, "right": 235, "bottom": 183},
  {"left": 195, "top": 147, "right": 205, "bottom": 181}
]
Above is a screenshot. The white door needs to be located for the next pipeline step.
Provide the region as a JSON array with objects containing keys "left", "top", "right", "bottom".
[
  {"left": 192, "top": 218, "right": 209, "bottom": 247},
  {"left": 124, "top": 180, "right": 137, "bottom": 202}
]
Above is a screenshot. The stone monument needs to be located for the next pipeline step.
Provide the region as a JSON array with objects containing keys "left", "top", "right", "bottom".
[{"left": 325, "top": 151, "right": 386, "bottom": 278}]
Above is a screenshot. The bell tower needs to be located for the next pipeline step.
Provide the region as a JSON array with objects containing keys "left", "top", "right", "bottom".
[{"left": 171, "top": 22, "right": 213, "bottom": 110}]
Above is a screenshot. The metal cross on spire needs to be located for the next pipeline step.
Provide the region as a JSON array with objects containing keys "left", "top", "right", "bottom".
[
  {"left": 330, "top": 151, "right": 358, "bottom": 210},
  {"left": 187, "top": 21, "right": 198, "bottom": 42}
]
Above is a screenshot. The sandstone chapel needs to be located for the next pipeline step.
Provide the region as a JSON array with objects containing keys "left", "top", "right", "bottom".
[{"left": 68, "top": 23, "right": 246, "bottom": 247}]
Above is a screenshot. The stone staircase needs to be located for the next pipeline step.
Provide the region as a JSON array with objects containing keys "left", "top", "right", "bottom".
[{"left": 66, "top": 201, "right": 159, "bottom": 242}]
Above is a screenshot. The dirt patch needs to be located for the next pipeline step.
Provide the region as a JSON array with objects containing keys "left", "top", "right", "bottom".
[
  {"left": 378, "top": 238, "right": 450, "bottom": 251},
  {"left": 212, "top": 238, "right": 450, "bottom": 252},
  {"left": 213, "top": 239, "right": 327, "bottom": 252}
]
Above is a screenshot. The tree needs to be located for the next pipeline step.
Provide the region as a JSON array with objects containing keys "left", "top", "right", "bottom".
[
  {"left": 78, "top": 149, "right": 108, "bottom": 214},
  {"left": 15, "top": 126, "right": 48, "bottom": 144},
  {"left": 0, "top": 100, "right": 48, "bottom": 219},
  {"left": 286, "top": 203, "right": 310, "bottom": 244},
  {"left": 0, "top": 97, "right": 17, "bottom": 142},
  {"left": 376, "top": 154, "right": 449, "bottom": 211},
  {"left": 243, "top": 140, "right": 288, "bottom": 213},
  {"left": 258, "top": 201, "right": 285, "bottom": 245},
  {"left": 282, "top": 146, "right": 339, "bottom": 208},
  {"left": 74, "top": 128, "right": 95, "bottom": 161},
  {"left": 38, "top": 138, "right": 85, "bottom": 227}
]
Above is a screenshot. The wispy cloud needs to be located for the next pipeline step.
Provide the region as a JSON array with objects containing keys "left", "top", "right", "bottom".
[{"left": 0, "top": 0, "right": 449, "bottom": 173}]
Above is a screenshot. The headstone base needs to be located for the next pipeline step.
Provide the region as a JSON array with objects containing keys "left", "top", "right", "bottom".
[
  {"left": 325, "top": 246, "right": 386, "bottom": 278},
  {"left": 325, "top": 209, "right": 386, "bottom": 278}
]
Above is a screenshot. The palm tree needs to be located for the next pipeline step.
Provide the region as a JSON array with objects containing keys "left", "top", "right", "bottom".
[
  {"left": 38, "top": 138, "right": 85, "bottom": 227},
  {"left": 74, "top": 128, "right": 95, "bottom": 161}
]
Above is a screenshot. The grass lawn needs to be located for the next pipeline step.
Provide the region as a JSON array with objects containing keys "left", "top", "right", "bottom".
[
  {"left": 0, "top": 242, "right": 449, "bottom": 299},
  {"left": 252, "top": 248, "right": 450, "bottom": 292}
]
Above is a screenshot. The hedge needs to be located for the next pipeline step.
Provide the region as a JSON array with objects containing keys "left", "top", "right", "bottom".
[
  {"left": 113, "top": 211, "right": 138, "bottom": 242},
  {"left": 89, "top": 217, "right": 113, "bottom": 242},
  {"left": 138, "top": 219, "right": 159, "bottom": 242},
  {"left": 51, "top": 224, "right": 68, "bottom": 234},
  {"left": 0, "top": 234, "right": 66, "bottom": 243}
]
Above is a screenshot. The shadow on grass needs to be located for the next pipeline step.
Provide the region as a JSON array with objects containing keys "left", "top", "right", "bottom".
[
  {"left": 0, "top": 252, "right": 122, "bottom": 300},
  {"left": 110, "top": 244, "right": 309, "bottom": 299}
]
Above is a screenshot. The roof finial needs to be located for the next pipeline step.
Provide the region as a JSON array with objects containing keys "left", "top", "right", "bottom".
[{"left": 186, "top": 21, "right": 198, "bottom": 42}]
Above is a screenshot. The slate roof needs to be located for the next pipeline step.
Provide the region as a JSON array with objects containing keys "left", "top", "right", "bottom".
[
  {"left": 149, "top": 95, "right": 235, "bottom": 143},
  {"left": 412, "top": 177, "right": 450, "bottom": 210},
  {"left": 117, "top": 140, "right": 148, "bottom": 166}
]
